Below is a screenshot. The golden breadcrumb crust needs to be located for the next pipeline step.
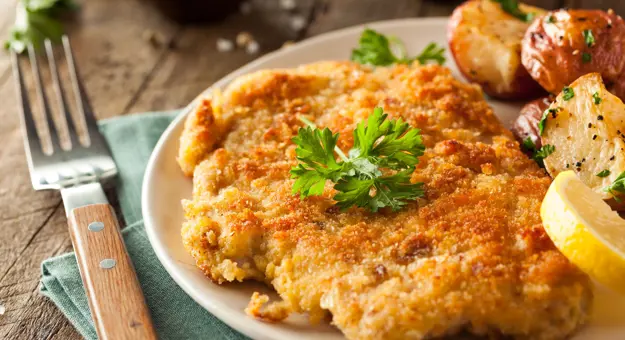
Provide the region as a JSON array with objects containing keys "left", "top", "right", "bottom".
[{"left": 178, "top": 61, "right": 591, "bottom": 339}]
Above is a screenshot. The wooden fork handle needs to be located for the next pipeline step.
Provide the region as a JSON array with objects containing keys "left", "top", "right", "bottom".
[{"left": 68, "top": 203, "right": 157, "bottom": 340}]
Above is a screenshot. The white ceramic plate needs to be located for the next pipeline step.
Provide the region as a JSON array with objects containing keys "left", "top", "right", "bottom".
[{"left": 142, "top": 18, "right": 625, "bottom": 340}]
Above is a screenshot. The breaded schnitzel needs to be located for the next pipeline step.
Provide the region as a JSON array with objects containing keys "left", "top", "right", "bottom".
[{"left": 178, "top": 61, "right": 591, "bottom": 339}]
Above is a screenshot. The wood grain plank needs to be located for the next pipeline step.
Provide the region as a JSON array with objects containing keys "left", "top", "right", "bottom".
[
  {"left": 570, "top": 0, "right": 625, "bottom": 14},
  {"left": 62, "top": 0, "right": 178, "bottom": 119},
  {"left": 306, "top": 0, "right": 423, "bottom": 36},
  {"left": 522, "top": 0, "right": 563, "bottom": 10},
  {"left": 0, "top": 207, "right": 76, "bottom": 339},
  {"left": 419, "top": 0, "right": 462, "bottom": 17},
  {"left": 126, "top": 0, "right": 316, "bottom": 113},
  {"left": 0, "top": 0, "right": 178, "bottom": 338}
]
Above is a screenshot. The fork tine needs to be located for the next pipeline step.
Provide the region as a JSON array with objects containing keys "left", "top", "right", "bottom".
[
  {"left": 28, "top": 44, "right": 63, "bottom": 153},
  {"left": 45, "top": 39, "right": 80, "bottom": 149},
  {"left": 62, "top": 35, "right": 98, "bottom": 147},
  {"left": 11, "top": 49, "right": 44, "bottom": 158}
]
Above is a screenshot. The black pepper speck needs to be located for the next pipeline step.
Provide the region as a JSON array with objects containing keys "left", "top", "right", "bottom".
[{"left": 598, "top": 115, "right": 604, "bottom": 120}]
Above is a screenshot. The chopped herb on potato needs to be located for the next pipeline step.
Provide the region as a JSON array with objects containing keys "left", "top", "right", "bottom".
[
  {"left": 563, "top": 87, "right": 575, "bottom": 101},
  {"left": 583, "top": 29, "right": 595, "bottom": 47},
  {"left": 593, "top": 92, "right": 602, "bottom": 104},
  {"left": 539, "top": 107, "right": 560, "bottom": 135},
  {"left": 597, "top": 169, "right": 611, "bottom": 177}
]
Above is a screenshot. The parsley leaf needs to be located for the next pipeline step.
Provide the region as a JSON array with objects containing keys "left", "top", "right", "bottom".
[
  {"left": 533, "top": 144, "right": 555, "bottom": 167},
  {"left": 492, "top": 0, "right": 535, "bottom": 22},
  {"left": 522, "top": 137, "right": 536, "bottom": 152},
  {"left": 538, "top": 109, "right": 549, "bottom": 135},
  {"left": 291, "top": 107, "right": 425, "bottom": 212},
  {"left": 582, "top": 52, "right": 592, "bottom": 63},
  {"left": 521, "top": 137, "right": 554, "bottom": 168},
  {"left": 604, "top": 171, "right": 625, "bottom": 201},
  {"left": 350, "top": 28, "right": 399, "bottom": 66},
  {"left": 597, "top": 169, "right": 611, "bottom": 177},
  {"left": 563, "top": 87, "right": 575, "bottom": 101},
  {"left": 539, "top": 107, "right": 560, "bottom": 135},
  {"left": 415, "top": 42, "right": 446, "bottom": 65},
  {"left": 583, "top": 29, "right": 595, "bottom": 47},
  {"left": 351, "top": 28, "right": 445, "bottom": 66},
  {"left": 5, "top": 0, "right": 77, "bottom": 53},
  {"left": 593, "top": 92, "right": 602, "bottom": 104}
]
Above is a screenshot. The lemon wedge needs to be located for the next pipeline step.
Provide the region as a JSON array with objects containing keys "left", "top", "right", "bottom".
[{"left": 540, "top": 170, "right": 625, "bottom": 294}]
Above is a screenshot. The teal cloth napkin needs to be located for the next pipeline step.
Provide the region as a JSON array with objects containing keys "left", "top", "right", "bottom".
[{"left": 40, "top": 112, "right": 248, "bottom": 340}]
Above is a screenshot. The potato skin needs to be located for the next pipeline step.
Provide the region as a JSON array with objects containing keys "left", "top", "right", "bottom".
[
  {"left": 522, "top": 9, "right": 625, "bottom": 95},
  {"left": 448, "top": 0, "right": 545, "bottom": 100},
  {"left": 512, "top": 95, "right": 554, "bottom": 149}
]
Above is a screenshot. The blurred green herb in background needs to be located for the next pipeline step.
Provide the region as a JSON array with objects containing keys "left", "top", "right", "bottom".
[
  {"left": 351, "top": 28, "right": 446, "bottom": 66},
  {"left": 5, "top": 0, "right": 77, "bottom": 53}
]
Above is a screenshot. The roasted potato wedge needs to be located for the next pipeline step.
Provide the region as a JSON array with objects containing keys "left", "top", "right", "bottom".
[
  {"left": 448, "top": 0, "right": 545, "bottom": 99},
  {"left": 522, "top": 9, "right": 625, "bottom": 96},
  {"left": 542, "top": 73, "right": 625, "bottom": 200},
  {"left": 512, "top": 95, "right": 554, "bottom": 149}
]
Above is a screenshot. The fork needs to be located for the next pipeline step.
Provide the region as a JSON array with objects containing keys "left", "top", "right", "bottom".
[{"left": 11, "top": 36, "right": 157, "bottom": 340}]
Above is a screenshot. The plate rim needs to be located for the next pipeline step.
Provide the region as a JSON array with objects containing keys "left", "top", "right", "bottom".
[{"left": 142, "top": 17, "right": 448, "bottom": 340}]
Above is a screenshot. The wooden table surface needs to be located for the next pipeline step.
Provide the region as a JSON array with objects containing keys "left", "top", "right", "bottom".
[{"left": 0, "top": 0, "right": 622, "bottom": 338}]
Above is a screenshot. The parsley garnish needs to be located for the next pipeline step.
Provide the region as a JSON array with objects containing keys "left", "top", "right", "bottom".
[
  {"left": 539, "top": 107, "right": 560, "bottom": 135},
  {"left": 533, "top": 144, "right": 555, "bottom": 167},
  {"left": 546, "top": 15, "right": 556, "bottom": 23},
  {"left": 522, "top": 137, "right": 536, "bottom": 152},
  {"left": 582, "top": 52, "right": 592, "bottom": 63},
  {"left": 415, "top": 42, "right": 446, "bottom": 65},
  {"left": 583, "top": 29, "right": 595, "bottom": 47},
  {"left": 593, "top": 92, "right": 602, "bottom": 104},
  {"left": 521, "top": 138, "right": 554, "bottom": 168},
  {"left": 5, "top": 0, "right": 77, "bottom": 53},
  {"left": 597, "top": 169, "right": 611, "bottom": 177},
  {"left": 563, "top": 87, "right": 575, "bottom": 101},
  {"left": 351, "top": 28, "right": 445, "bottom": 66},
  {"left": 291, "top": 107, "right": 425, "bottom": 212},
  {"left": 538, "top": 109, "right": 549, "bottom": 135},
  {"left": 604, "top": 170, "right": 625, "bottom": 201},
  {"left": 492, "top": 0, "right": 535, "bottom": 22}
]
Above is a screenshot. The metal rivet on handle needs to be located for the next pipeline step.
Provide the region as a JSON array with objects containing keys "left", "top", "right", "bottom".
[
  {"left": 100, "top": 259, "right": 116, "bottom": 269},
  {"left": 88, "top": 221, "right": 104, "bottom": 232}
]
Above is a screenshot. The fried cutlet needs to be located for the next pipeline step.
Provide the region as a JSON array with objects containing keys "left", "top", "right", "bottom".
[{"left": 178, "top": 61, "right": 591, "bottom": 339}]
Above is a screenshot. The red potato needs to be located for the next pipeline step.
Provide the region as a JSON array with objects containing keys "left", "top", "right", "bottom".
[
  {"left": 448, "top": 0, "right": 546, "bottom": 99},
  {"left": 522, "top": 9, "right": 625, "bottom": 97}
]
